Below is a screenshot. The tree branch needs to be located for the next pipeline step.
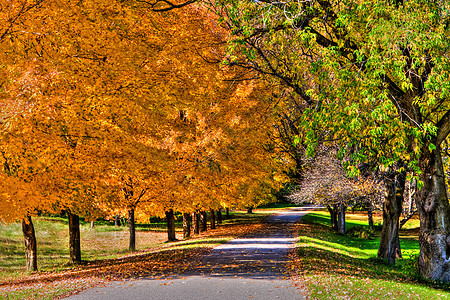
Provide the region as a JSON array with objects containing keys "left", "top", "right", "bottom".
[
  {"left": 436, "top": 110, "right": 450, "bottom": 146},
  {"left": 0, "top": 0, "right": 45, "bottom": 43},
  {"left": 138, "top": 0, "right": 197, "bottom": 12}
]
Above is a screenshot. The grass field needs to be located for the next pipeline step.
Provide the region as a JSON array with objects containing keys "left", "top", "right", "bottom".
[{"left": 292, "top": 210, "right": 450, "bottom": 299}]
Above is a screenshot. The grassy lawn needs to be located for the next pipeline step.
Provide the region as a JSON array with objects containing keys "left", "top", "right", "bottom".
[
  {"left": 0, "top": 216, "right": 182, "bottom": 281},
  {"left": 292, "top": 210, "right": 450, "bottom": 299},
  {"left": 0, "top": 210, "right": 269, "bottom": 299}
]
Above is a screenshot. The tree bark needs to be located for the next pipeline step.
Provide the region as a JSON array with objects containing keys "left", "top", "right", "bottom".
[
  {"left": 209, "top": 209, "right": 216, "bottom": 229},
  {"left": 192, "top": 212, "right": 199, "bottom": 235},
  {"left": 200, "top": 210, "right": 207, "bottom": 232},
  {"left": 128, "top": 208, "right": 136, "bottom": 251},
  {"left": 396, "top": 235, "right": 402, "bottom": 259},
  {"left": 416, "top": 147, "right": 450, "bottom": 281},
  {"left": 22, "top": 215, "right": 37, "bottom": 272},
  {"left": 217, "top": 209, "right": 223, "bottom": 225},
  {"left": 247, "top": 207, "right": 253, "bottom": 214},
  {"left": 90, "top": 221, "right": 95, "bottom": 229},
  {"left": 377, "top": 170, "right": 405, "bottom": 264},
  {"left": 367, "top": 207, "right": 374, "bottom": 229},
  {"left": 166, "top": 209, "right": 176, "bottom": 241},
  {"left": 337, "top": 202, "right": 346, "bottom": 234},
  {"left": 115, "top": 214, "right": 120, "bottom": 226},
  {"left": 407, "top": 179, "right": 416, "bottom": 214},
  {"left": 183, "top": 212, "right": 191, "bottom": 239},
  {"left": 68, "top": 211, "right": 81, "bottom": 264},
  {"left": 327, "top": 204, "right": 338, "bottom": 231},
  {"left": 225, "top": 208, "right": 230, "bottom": 219}
]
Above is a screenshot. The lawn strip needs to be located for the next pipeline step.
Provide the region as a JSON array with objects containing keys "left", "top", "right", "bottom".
[{"left": 290, "top": 211, "right": 450, "bottom": 299}]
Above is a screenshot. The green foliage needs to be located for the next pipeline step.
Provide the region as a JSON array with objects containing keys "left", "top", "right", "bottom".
[{"left": 219, "top": 0, "right": 450, "bottom": 177}]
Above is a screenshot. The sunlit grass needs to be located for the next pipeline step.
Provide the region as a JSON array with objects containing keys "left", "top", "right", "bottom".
[
  {"left": 0, "top": 218, "right": 170, "bottom": 281},
  {"left": 299, "top": 235, "right": 378, "bottom": 258},
  {"left": 294, "top": 211, "right": 450, "bottom": 299},
  {"left": 306, "top": 275, "right": 449, "bottom": 300}
]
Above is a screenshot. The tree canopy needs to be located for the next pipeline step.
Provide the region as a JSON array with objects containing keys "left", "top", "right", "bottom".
[{"left": 215, "top": 0, "right": 450, "bottom": 281}]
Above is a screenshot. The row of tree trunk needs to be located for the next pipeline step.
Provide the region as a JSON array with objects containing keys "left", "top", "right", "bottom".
[
  {"left": 327, "top": 203, "right": 346, "bottom": 234},
  {"left": 21, "top": 207, "right": 231, "bottom": 271},
  {"left": 172, "top": 209, "right": 225, "bottom": 241}
]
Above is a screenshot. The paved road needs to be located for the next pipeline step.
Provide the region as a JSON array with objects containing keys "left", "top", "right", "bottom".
[{"left": 66, "top": 207, "right": 313, "bottom": 300}]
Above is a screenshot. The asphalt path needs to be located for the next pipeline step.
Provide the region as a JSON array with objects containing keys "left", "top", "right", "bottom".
[{"left": 66, "top": 206, "right": 314, "bottom": 300}]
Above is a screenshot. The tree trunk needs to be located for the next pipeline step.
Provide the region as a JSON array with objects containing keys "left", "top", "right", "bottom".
[
  {"left": 166, "top": 209, "right": 176, "bottom": 241},
  {"left": 22, "top": 215, "right": 37, "bottom": 272},
  {"left": 128, "top": 208, "right": 136, "bottom": 251},
  {"left": 416, "top": 148, "right": 450, "bottom": 281},
  {"left": 115, "top": 214, "right": 120, "bottom": 226},
  {"left": 192, "top": 212, "right": 199, "bottom": 235},
  {"left": 226, "top": 208, "right": 230, "bottom": 219},
  {"left": 210, "top": 209, "right": 216, "bottom": 229},
  {"left": 247, "top": 207, "right": 253, "bottom": 214},
  {"left": 407, "top": 179, "right": 416, "bottom": 214},
  {"left": 377, "top": 171, "right": 405, "bottom": 264},
  {"left": 183, "top": 212, "right": 191, "bottom": 239},
  {"left": 327, "top": 204, "right": 338, "bottom": 231},
  {"left": 68, "top": 211, "right": 81, "bottom": 264},
  {"left": 90, "top": 221, "right": 95, "bottom": 229},
  {"left": 217, "top": 209, "right": 223, "bottom": 225},
  {"left": 367, "top": 207, "right": 374, "bottom": 229},
  {"left": 337, "top": 202, "right": 346, "bottom": 234},
  {"left": 200, "top": 210, "right": 207, "bottom": 232},
  {"left": 396, "top": 235, "right": 402, "bottom": 259}
]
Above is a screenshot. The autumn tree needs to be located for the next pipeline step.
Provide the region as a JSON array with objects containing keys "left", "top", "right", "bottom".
[
  {"left": 0, "top": 0, "right": 163, "bottom": 263},
  {"left": 0, "top": 60, "right": 69, "bottom": 270}
]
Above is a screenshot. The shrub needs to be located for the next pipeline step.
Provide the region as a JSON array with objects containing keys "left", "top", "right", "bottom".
[{"left": 347, "top": 226, "right": 375, "bottom": 239}]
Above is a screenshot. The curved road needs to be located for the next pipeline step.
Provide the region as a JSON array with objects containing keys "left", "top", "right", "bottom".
[{"left": 66, "top": 207, "right": 313, "bottom": 300}]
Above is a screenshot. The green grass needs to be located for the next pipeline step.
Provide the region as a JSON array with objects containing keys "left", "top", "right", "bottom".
[
  {"left": 0, "top": 220, "right": 70, "bottom": 279},
  {"left": 0, "top": 215, "right": 180, "bottom": 279},
  {"left": 295, "top": 211, "right": 450, "bottom": 299}
]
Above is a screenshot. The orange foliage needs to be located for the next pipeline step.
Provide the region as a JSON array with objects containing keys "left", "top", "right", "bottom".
[{"left": 0, "top": 1, "right": 280, "bottom": 225}]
